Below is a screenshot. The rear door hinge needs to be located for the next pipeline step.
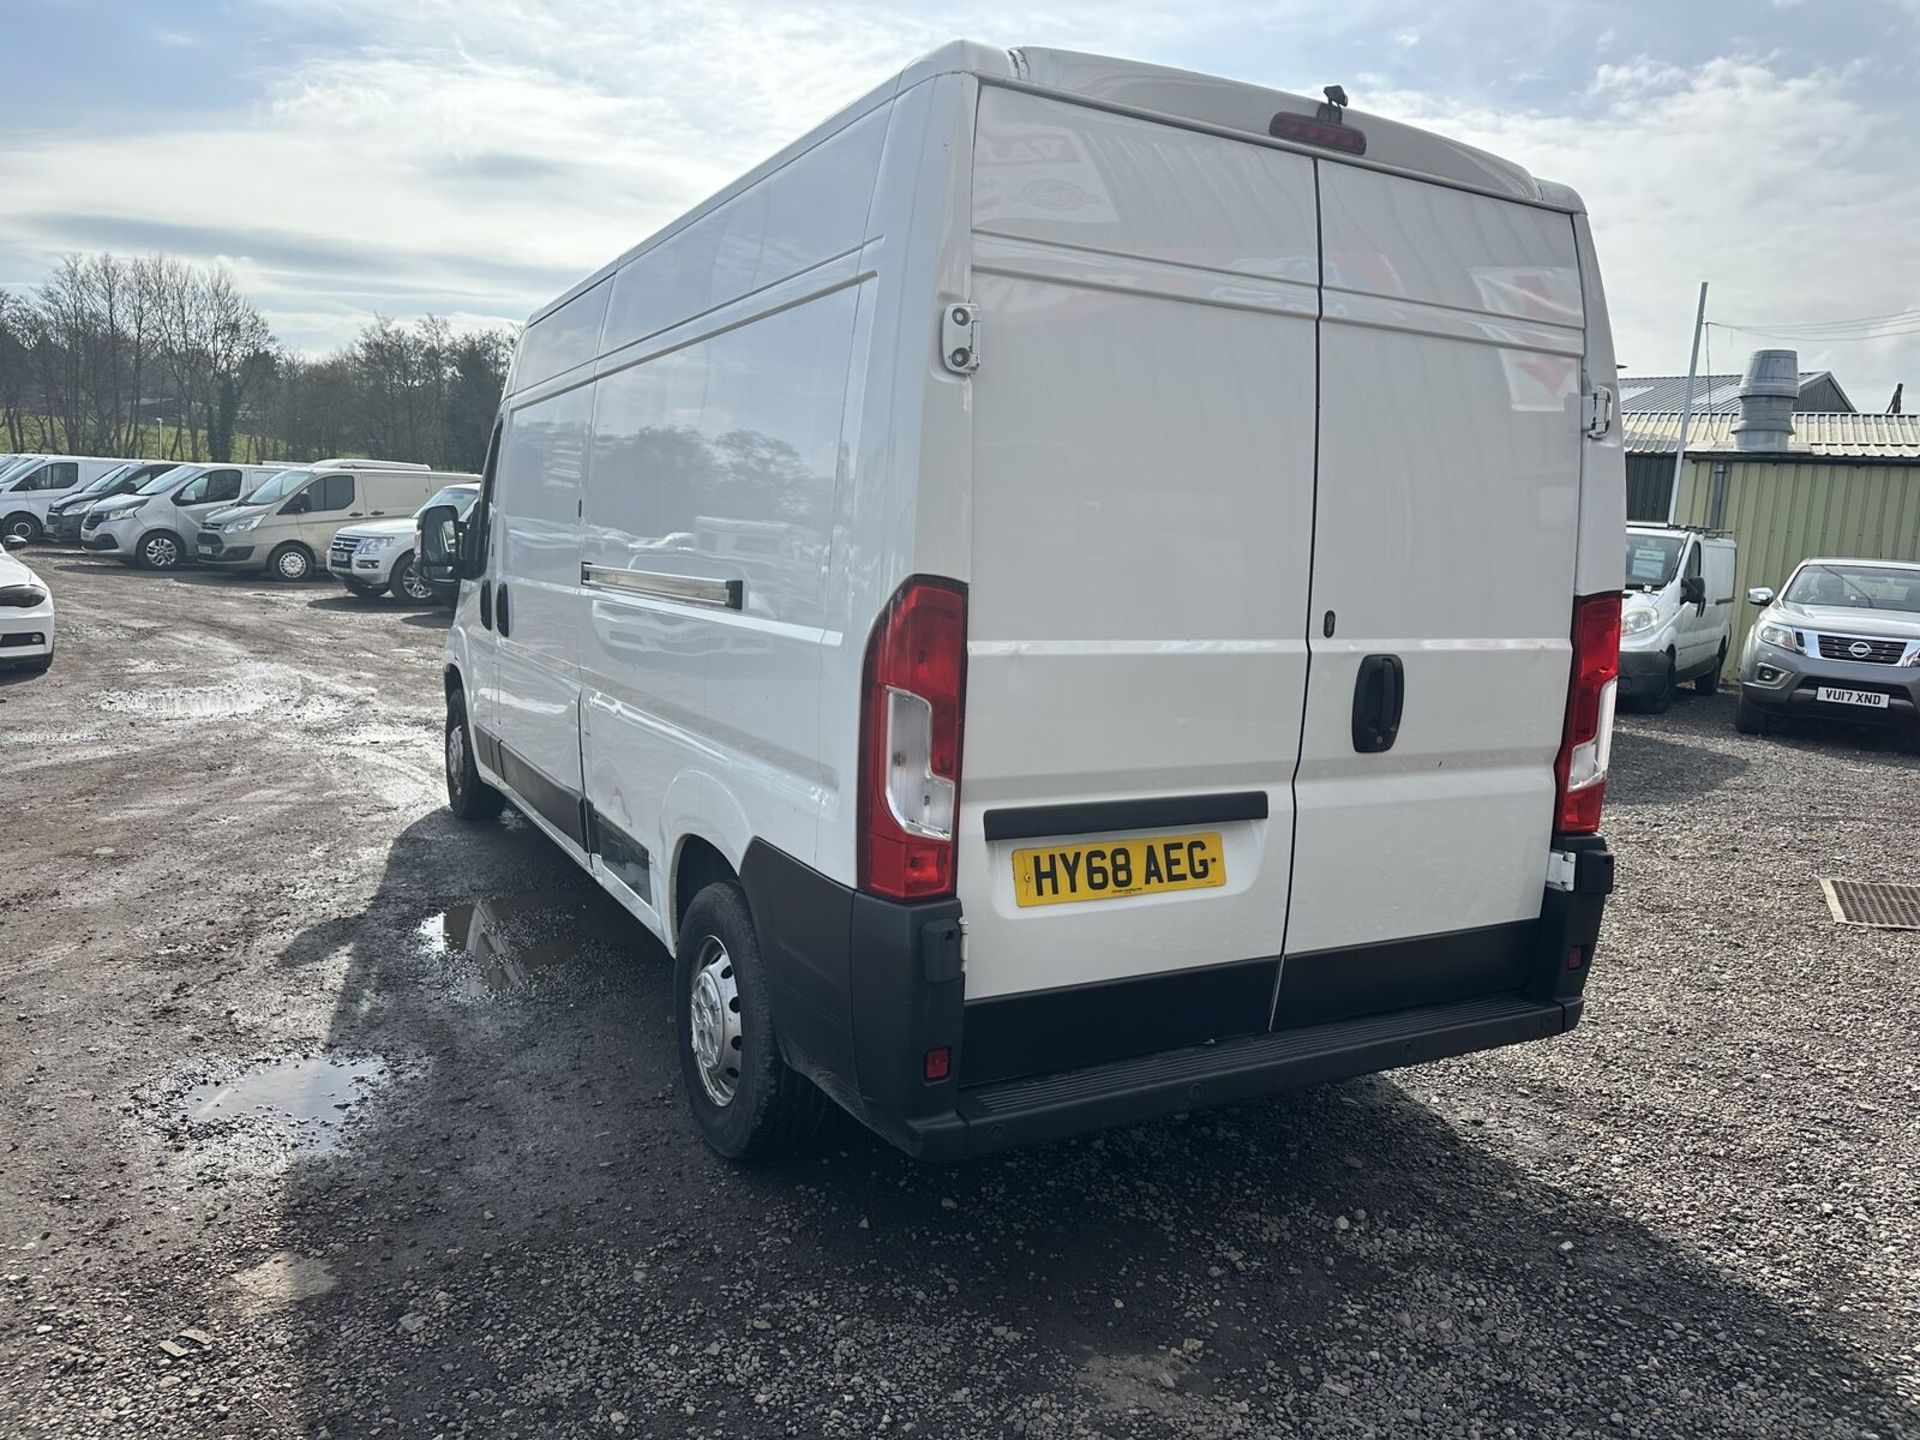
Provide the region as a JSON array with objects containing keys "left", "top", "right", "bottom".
[
  {"left": 1583, "top": 386, "right": 1614, "bottom": 439},
  {"left": 941, "top": 303, "right": 980, "bottom": 375}
]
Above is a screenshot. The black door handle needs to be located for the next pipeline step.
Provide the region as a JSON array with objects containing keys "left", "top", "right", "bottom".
[
  {"left": 479, "top": 579, "right": 494, "bottom": 631},
  {"left": 496, "top": 583, "right": 511, "bottom": 638},
  {"left": 1351, "top": 654, "right": 1405, "bottom": 753}
]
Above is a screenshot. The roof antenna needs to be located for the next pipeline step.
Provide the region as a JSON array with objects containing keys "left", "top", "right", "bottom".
[{"left": 1319, "top": 85, "right": 1349, "bottom": 123}]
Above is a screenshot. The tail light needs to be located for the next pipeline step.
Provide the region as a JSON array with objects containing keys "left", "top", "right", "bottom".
[
  {"left": 859, "top": 577, "right": 967, "bottom": 900},
  {"left": 1553, "top": 592, "right": 1620, "bottom": 834}
]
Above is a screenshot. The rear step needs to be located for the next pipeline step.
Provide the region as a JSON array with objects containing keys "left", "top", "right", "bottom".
[{"left": 917, "top": 993, "right": 1575, "bottom": 1158}]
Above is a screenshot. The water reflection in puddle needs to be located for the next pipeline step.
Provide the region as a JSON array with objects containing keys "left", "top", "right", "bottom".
[
  {"left": 417, "top": 891, "right": 631, "bottom": 1001},
  {"left": 185, "top": 1055, "right": 388, "bottom": 1156}
]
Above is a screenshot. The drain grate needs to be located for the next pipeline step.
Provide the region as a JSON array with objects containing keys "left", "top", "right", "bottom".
[{"left": 1821, "top": 878, "right": 1920, "bottom": 930}]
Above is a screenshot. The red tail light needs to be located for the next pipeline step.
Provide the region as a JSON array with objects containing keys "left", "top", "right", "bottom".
[
  {"left": 1553, "top": 592, "right": 1620, "bottom": 835},
  {"left": 859, "top": 577, "right": 967, "bottom": 900}
]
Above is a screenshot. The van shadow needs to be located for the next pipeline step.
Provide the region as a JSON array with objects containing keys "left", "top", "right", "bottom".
[
  {"left": 261, "top": 812, "right": 1919, "bottom": 1438},
  {"left": 1607, "top": 727, "right": 1750, "bottom": 807}
]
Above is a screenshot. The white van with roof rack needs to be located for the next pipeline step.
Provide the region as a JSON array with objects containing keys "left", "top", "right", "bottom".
[{"left": 420, "top": 41, "right": 1625, "bottom": 1161}]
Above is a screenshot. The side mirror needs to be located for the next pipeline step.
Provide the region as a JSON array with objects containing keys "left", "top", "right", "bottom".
[
  {"left": 1680, "top": 575, "right": 1706, "bottom": 607},
  {"left": 1747, "top": 586, "right": 1775, "bottom": 606},
  {"left": 417, "top": 503, "right": 462, "bottom": 583},
  {"left": 2, "top": 534, "right": 25, "bottom": 551},
  {"left": 281, "top": 493, "right": 311, "bottom": 515}
]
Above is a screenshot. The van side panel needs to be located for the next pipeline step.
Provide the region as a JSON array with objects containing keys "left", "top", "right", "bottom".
[
  {"left": 1283, "top": 166, "right": 1585, "bottom": 958},
  {"left": 575, "top": 101, "right": 889, "bottom": 922},
  {"left": 958, "top": 89, "right": 1320, "bottom": 1002}
]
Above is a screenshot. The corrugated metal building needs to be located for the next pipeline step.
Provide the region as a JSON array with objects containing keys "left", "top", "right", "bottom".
[
  {"left": 1621, "top": 410, "right": 1920, "bottom": 678},
  {"left": 1618, "top": 369, "right": 1854, "bottom": 415}
]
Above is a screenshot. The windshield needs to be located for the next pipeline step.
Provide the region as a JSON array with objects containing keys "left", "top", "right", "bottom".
[
  {"left": 415, "top": 485, "right": 478, "bottom": 517},
  {"left": 0, "top": 456, "right": 44, "bottom": 486},
  {"left": 136, "top": 466, "right": 196, "bottom": 495},
  {"left": 1624, "top": 533, "right": 1686, "bottom": 591},
  {"left": 241, "top": 468, "right": 314, "bottom": 506},
  {"left": 1783, "top": 563, "right": 1920, "bottom": 614},
  {"left": 71, "top": 465, "right": 132, "bottom": 499}
]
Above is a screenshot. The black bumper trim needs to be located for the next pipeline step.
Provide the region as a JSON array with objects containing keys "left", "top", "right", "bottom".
[
  {"left": 983, "top": 790, "right": 1269, "bottom": 843},
  {"left": 929, "top": 993, "right": 1572, "bottom": 1158}
]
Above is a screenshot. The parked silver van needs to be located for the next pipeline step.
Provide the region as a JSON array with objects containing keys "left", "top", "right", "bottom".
[{"left": 197, "top": 461, "right": 475, "bottom": 581}]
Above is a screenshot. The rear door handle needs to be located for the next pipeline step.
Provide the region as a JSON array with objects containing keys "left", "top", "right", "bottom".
[
  {"left": 1351, "top": 654, "right": 1405, "bottom": 754},
  {"left": 496, "top": 583, "right": 511, "bottom": 638},
  {"left": 480, "top": 578, "right": 494, "bottom": 630}
]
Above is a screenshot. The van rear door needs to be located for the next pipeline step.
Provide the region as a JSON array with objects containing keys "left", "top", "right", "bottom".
[
  {"left": 956, "top": 91, "right": 1318, "bottom": 1047},
  {"left": 1279, "top": 167, "right": 1586, "bottom": 1005}
]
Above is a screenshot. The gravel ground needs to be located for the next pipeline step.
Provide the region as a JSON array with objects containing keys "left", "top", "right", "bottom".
[{"left": 1, "top": 554, "right": 1916, "bottom": 1440}]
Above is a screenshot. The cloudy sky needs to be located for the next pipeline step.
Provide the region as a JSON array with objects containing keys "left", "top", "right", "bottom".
[{"left": 4, "top": 0, "right": 1919, "bottom": 404}]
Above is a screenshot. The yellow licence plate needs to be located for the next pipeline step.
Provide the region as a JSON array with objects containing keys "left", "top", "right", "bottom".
[{"left": 1012, "top": 832, "right": 1226, "bottom": 909}]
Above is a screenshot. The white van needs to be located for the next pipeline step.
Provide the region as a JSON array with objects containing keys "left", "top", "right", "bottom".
[
  {"left": 423, "top": 43, "right": 1625, "bottom": 1161},
  {"left": 3, "top": 456, "right": 146, "bottom": 544},
  {"left": 197, "top": 461, "right": 471, "bottom": 581},
  {"left": 1619, "top": 526, "right": 1738, "bottom": 709},
  {"left": 82, "top": 463, "right": 284, "bottom": 569}
]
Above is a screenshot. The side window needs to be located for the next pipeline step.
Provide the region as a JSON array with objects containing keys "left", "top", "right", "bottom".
[
  {"left": 175, "top": 473, "right": 211, "bottom": 504},
  {"left": 24, "top": 462, "right": 77, "bottom": 492},
  {"left": 204, "top": 469, "right": 243, "bottom": 505},
  {"left": 308, "top": 474, "right": 355, "bottom": 512}
]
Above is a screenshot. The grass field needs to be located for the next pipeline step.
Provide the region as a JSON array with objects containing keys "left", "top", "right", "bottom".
[{"left": 5, "top": 417, "right": 289, "bottom": 464}]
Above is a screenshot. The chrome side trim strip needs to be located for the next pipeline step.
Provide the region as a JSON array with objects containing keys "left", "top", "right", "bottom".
[{"left": 581, "top": 563, "right": 743, "bottom": 610}]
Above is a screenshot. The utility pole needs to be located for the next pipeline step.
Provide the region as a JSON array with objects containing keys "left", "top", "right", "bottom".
[{"left": 1667, "top": 281, "right": 1708, "bottom": 523}]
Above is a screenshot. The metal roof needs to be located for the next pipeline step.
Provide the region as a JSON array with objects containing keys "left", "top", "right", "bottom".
[
  {"left": 1616, "top": 371, "right": 1837, "bottom": 413},
  {"left": 1622, "top": 411, "right": 1920, "bottom": 460}
]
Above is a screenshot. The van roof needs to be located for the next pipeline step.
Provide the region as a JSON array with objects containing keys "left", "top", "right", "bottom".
[{"left": 527, "top": 41, "right": 1576, "bottom": 330}]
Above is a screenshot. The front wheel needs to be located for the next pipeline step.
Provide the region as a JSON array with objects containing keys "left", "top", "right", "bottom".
[
  {"left": 267, "top": 542, "right": 314, "bottom": 582},
  {"left": 391, "top": 552, "right": 434, "bottom": 603},
  {"left": 675, "top": 882, "right": 826, "bottom": 1160},
  {"left": 136, "top": 531, "right": 184, "bottom": 570},
  {"left": 1734, "top": 694, "right": 1772, "bottom": 736},
  {"left": 444, "top": 687, "right": 506, "bottom": 820},
  {"left": 3, "top": 513, "right": 40, "bottom": 545},
  {"left": 1696, "top": 643, "right": 1727, "bottom": 695},
  {"left": 1644, "top": 654, "right": 1676, "bottom": 714}
]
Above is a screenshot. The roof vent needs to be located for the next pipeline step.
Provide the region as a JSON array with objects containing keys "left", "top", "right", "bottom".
[{"left": 1732, "top": 349, "right": 1798, "bottom": 453}]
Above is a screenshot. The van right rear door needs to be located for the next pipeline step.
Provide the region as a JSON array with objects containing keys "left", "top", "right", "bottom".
[
  {"left": 956, "top": 90, "right": 1318, "bottom": 1075},
  {"left": 1279, "top": 166, "right": 1586, "bottom": 1012}
]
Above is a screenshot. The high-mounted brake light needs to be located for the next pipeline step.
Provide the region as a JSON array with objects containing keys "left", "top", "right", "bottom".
[
  {"left": 859, "top": 577, "right": 968, "bottom": 900},
  {"left": 1268, "top": 111, "right": 1367, "bottom": 156},
  {"left": 1553, "top": 593, "right": 1620, "bottom": 835}
]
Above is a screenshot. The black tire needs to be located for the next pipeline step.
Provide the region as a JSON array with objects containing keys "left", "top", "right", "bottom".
[
  {"left": 135, "top": 530, "right": 184, "bottom": 570},
  {"left": 1696, "top": 643, "right": 1726, "bottom": 695},
  {"left": 1734, "top": 694, "right": 1771, "bottom": 736},
  {"left": 3, "top": 512, "right": 40, "bottom": 545},
  {"left": 674, "top": 881, "right": 826, "bottom": 1160},
  {"left": 267, "top": 542, "right": 315, "bottom": 582},
  {"left": 391, "top": 552, "right": 434, "bottom": 604},
  {"left": 444, "top": 686, "right": 506, "bottom": 821},
  {"left": 1644, "top": 653, "right": 1676, "bottom": 714},
  {"left": 342, "top": 577, "right": 387, "bottom": 599}
]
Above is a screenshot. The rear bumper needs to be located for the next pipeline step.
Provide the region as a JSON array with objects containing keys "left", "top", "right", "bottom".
[{"left": 743, "top": 836, "right": 1612, "bottom": 1160}]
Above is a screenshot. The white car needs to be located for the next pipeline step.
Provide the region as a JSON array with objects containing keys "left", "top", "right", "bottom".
[
  {"left": 430, "top": 42, "right": 1624, "bottom": 1162},
  {"left": 328, "top": 482, "right": 479, "bottom": 601},
  {"left": 0, "top": 536, "right": 54, "bottom": 673}
]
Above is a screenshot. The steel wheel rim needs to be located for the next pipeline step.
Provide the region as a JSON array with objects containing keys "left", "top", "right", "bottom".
[
  {"left": 688, "top": 937, "right": 743, "bottom": 1107},
  {"left": 446, "top": 721, "right": 466, "bottom": 799},
  {"left": 146, "top": 535, "right": 178, "bottom": 568},
  {"left": 399, "top": 558, "right": 433, "bottom": 601}
]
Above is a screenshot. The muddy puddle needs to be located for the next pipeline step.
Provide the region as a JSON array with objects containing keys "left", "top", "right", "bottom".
[
  {"left": 415, "top": 890, "right": 642, "bottom": 1002},
  {"left": 184, "top": 1054, "right": 389, "bottom": 1157}
]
